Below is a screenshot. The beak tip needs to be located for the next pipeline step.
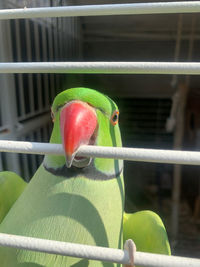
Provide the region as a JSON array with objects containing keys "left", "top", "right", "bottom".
[
  {"left": 66, "top": 161, "right": 72, "bottom": 168},
  {"left": 65, "top": 154, "right": 75, "bottom": 168}
]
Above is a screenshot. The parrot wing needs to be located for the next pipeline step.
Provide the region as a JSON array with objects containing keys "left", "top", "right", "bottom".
[
  {"left": 0, "top": 171, "right": 27, "bottom": 223},
  {"left": 123, "top": 210, "right": 171, "bottom": 259}
]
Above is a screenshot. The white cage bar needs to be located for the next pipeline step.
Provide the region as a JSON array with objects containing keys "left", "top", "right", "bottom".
[
  {"left": 2, "top": 140, "right": 200, "bottom": 166},
  {"left": 0, "top": 1, "right": 200, "bottom": 20},
  {"left": 0, "top": 233, "right": 199, "bottom": 267},
  {"left": 0, "top": 62, "right": 200, "bottom": 74}
]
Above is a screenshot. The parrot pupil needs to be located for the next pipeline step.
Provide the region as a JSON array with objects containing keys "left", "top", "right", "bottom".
[{"left": 112, "top": 114, "right": 118, "bottom": 122}]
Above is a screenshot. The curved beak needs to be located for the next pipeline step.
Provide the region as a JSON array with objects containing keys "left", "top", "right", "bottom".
[{"left": 60, "top": 101, "right": 97, "bottom": 168}]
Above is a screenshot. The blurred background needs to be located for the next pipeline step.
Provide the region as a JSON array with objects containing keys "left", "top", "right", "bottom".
[{"left": 0, "top": 0, "right": 200, "bottom": 258}]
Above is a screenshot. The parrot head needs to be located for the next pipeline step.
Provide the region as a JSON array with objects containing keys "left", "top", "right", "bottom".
[{"left": 44, "top": 87, "right": 123, "bottom": 177}]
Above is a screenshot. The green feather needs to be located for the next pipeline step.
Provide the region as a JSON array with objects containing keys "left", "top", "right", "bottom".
[
  {"left": 123, "top": 210, "right": 171, "bottom": 263},
  {"left": 0, "top": 172, "right": 26, "bottom": 223},
  {"left": 52, "top": 87, "right": 118, "bottom": 117}
]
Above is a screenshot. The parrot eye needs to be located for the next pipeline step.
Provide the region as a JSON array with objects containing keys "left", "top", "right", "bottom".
[{"left": 110, "top": 110, "right": 119, "bottom": 126}]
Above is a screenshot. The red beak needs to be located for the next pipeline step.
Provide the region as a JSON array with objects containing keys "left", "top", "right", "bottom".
[{"left": 60, "top": 101, "right": 97, "bottom": 168}]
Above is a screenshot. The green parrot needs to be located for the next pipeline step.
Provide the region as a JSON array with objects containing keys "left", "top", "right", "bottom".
[{"left": 0, "top": 87, "right": 170, "bottom": 267}]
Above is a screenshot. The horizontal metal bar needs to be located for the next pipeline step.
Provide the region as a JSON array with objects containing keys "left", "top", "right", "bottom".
[
  {"left": 0, "top": 62, "right": 200, "bottom": 75},
  {"left": 1, "top": 140, "right": 200, "bottom": 166},
  {"left": 0, "top": 233, "right": 128, "bottom": 265},
  {"left": 0, "top": 233, "right": 199, "bottom": 267},
  {"left": 84, "top": 32, "right": 200, "bottom": 42},
  {"left": 0, "top": 113, "right": 50, "bottom": 140},
  {"left": 16, "top": 113, "right": 50, "bottom": 137},
  {"left": 18, "top": 108, "right": 49, "bottom": 122},
  {"left": 0, "top": 2, "right": 200, "bottom": 20}
]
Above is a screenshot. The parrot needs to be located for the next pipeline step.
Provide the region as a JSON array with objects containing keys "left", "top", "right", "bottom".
[{"left": 0, "top": 87, "right": 170, "bottom": 267}]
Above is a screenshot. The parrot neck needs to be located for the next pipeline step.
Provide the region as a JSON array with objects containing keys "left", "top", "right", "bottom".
[{"left": 43, "top": 159, "right": 123, "bottom": 180}]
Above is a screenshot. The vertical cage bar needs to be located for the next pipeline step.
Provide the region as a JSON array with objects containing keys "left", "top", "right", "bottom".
[
  {"left": 41, "top": 23, "right": 50, "bottom": 108},
  {"left": 51, "top": 0, "right": 59, "bottom": 95},
  {"left": 0, "top": 18, "right": 20, "bottom": 174},
  {"left": 54, "top": 22, "right": 60, "bottom": 93},
  {"left": 51, "top": 21, "right": 56, "bottom": 99},
  {"left": 70, "top": 18, "right": 74, "bottom": 58},
  {"left": 15, "top": 19, "right": 25, "bottom": 118},
  {"left": 25, "top": 19, "right": 35, "bottom": 115},
  {"left": 33, "top": 21, "right": 43, "bottom": 113},
  {"left": 48, "top": 20, "right": 55, "bottom": 102}
]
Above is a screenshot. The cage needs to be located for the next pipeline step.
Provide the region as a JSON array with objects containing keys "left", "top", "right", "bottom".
[
  {"left": 0, "top": 0, "right": 81, "bottom": 180},
  {"left": 0, "top": 0, "right": 200, "bottom": 262}
]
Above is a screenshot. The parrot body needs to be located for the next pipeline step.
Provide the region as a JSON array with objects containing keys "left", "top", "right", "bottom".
[
  {"left": 0, "top": 87, "right": 170, "bottom": 266},
  {"left": 0, "top": 165, "right": 123, "bottom": 267},
  {"left": 0, "top": 88, "right": 124, "bottom": 267}
]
